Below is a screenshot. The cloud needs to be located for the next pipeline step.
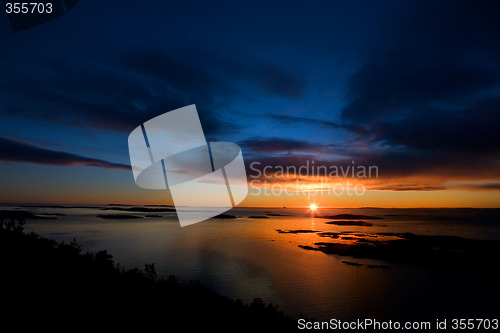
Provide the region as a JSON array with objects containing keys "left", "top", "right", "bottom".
[
  {"left": 240, "top": 137, "right": 335, "bottom": 155},
  {"left": 122, "top": 49, "right": 305, "bottom": 99},
  {"left": 119, "top": 48, "right": 230, "bottom": 103},
  {"left": 329, "top": 0, "right": 500, "bottom": 188},
  {"left": 248, "top": 63, "right": 304, "bottom": 99},
  {"left": 368, "top": 97, "right": 500, "bottom": 153},
  {"left": 342, "top": 52, "right": 500, "bottom": 123},
  {"left": 451, "top": 183, "right": 500, "bottom": 191},
  {"left": 0, "top": 47, "right": 305, "bottom": 136},
  {"left": 0, "top": 57, "right": 189, "bottom": 132},
  {"left": 244, "top": 147, "right": 500, "bottom": 190},
  {"left": 372, "top": 185, "right": 447, "bottom": 192},
  {"left": 340, "top": 1, "right": 500, "bottom": 139},
  {"left": 0, "top": 137, "right": 129, "bottom": 170},
  {"left": 265, "top": 114, "right": 367, "bottom": 135},
  {"left": 350, "top": 149, "right": 500, "bottom": 181}
]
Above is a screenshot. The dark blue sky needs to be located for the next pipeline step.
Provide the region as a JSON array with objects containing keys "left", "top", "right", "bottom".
[{"left": 1, "top": 0, "right": 500, "bottom": 206}]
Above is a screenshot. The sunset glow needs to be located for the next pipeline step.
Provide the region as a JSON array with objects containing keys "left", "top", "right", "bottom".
[{"left": 0, "top": 1, "right": 499, "bottom": 210}]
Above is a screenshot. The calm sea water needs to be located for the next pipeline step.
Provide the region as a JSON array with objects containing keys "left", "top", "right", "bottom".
[{"left": 9, "top": 205, "right": 500, "bottom": 320}]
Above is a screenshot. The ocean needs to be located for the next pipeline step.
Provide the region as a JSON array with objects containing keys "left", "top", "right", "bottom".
[{"left": 7, "top": 205, "right": 500, "bottom": 321}]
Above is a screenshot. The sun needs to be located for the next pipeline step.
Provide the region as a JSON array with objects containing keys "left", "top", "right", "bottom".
[{"left": 309, "top": 203, "right": 318, "bottom": 211}]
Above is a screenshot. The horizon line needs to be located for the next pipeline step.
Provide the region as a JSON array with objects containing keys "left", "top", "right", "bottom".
[{"left": 1, "top": 202, "right": 499, "bottom": 210}]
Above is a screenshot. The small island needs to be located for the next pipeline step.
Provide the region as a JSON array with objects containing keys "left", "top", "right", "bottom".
[
  {"left": 101, "top": 206, "right": 175, "bottom": 212},
  {"left": 213, "top": 214, "right": 238, "bottom": 219},
  {"left": 325, "top": 220, "right": 373, "bottom": 226},
  {"left": 97, "top": 214, "right": 143, "bottom": 219},
  {"left": 318, "top": 214, "right": 382, "bottom": 220},
  {"left": 276, "top": 229, "right": 318, "bottom": 234},
  {"left": 1, "top": 210, "right": 58, "bottom": 220}
]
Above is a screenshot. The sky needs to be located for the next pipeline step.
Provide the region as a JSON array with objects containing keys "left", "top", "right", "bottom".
[{"left": 1, "top": 0, "right": 500, "bottom": 207}]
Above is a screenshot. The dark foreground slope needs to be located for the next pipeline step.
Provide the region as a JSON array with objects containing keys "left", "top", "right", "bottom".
[{"left": 0, "top": 219, "right": 296, "bottom": 330}]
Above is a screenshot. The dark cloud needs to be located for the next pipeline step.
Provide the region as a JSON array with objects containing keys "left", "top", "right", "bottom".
[
  {"left": 453, "top": 183, "right": 500, "bottom": 191},
  {"left": 265, "top": 114, "right": 367, "bottom": 135},
  {"left": 121, "top": 49, "right": 305, "bottom": 99},
  {"left": 0, "top": 57, "right": 188, "bottom": 132},
  {"left": 341, "top": 1, "right": 500, "bottom": 124},
  {"left": 342, "top": 45, "right": 500, "bottom": 123},
  {"left": 369, "top": 97, "right": 500, "bottom": 153},
  {"left": 350, "top": 149, "right": 500, "bottom": 181},
  {"left": 244, "top": 145, "right": 500, "bottom": 187},
  {"left": 119, "top": 49, "right": 230, "bottom": 103},
  {"left": 373, "top": 185, "right": 447, "bottom": 192},
  {"left": 249, "top": 63, "right": 304, "bottom": 99},
  {"left": 0, "top": 137, "right": 129, "bottom": 170},
  {"left": 0, "top": 47, "right": 304, "bottom": 136},
  {"left": 167, "top": 51, "right": 306, "bottom": 99},
  {"left": 240, "top": 137, "right": 335, "bottom": 155},
  {"left": 335, "top": 0, "right": 500, "bottom": 184}
]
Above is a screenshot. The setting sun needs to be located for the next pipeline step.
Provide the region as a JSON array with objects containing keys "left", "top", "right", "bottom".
[{"left": 309, "top": 203, "right": 318, "bottom": 210}]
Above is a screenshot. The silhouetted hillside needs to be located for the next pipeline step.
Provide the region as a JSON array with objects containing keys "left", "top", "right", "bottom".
[{"left": 0, "top": 218, "right": 297, "bottom": 330}]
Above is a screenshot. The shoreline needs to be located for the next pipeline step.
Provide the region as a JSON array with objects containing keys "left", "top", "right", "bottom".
[{"left": 0, "top": 217, "right": 297, "bottom": 330}]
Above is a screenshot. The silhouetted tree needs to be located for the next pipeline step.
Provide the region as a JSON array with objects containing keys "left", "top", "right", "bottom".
[{"left": 144, "top": 263, "right": 157, "bottom": 281}]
